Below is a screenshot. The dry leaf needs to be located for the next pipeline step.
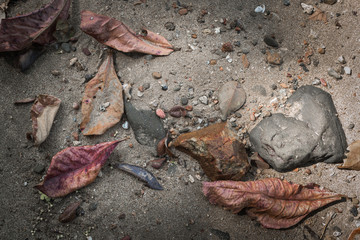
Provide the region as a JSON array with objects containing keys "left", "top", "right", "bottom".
[
  {"left": 219, "top": 81, "right": 246, "bottom": 120},
  {"left": 338, "top": 140, "right": 360, "bottom": 170},
  {"left": 0, "top": 0, "right": 71, "bottom": 52},
  {"left": 169, "top": 106, "right": 187, "bottom": 118},
  {"left": 309, "top": 7, "right": 327, "bottom": 23},
  {"left": 59, "top": 201, "right": 81, "bottom": 223},
  {"left": 30, "top": 94, "right": 61, "bottom": 146},
  {"left": 35, "top": 140, "right": 124, "bottom": 198},
  {"left": 14, "top": 97, "right": 36, "bottom": 105},
  {"left": 80, "top": 51, "right": 124, "bottom": 135},
  {"left": 203, "top": 178, "right": 343, "bottom": 229},
  {"left": 80, "top": 10, "right": 173, "bottom": 56},
  {"left": 348, "top": 227, "right": 360, "bottom": 240}
]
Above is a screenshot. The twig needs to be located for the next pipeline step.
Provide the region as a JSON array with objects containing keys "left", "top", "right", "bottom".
[{"left": 320, "top": 212, "right": 337, "bottom": 239}]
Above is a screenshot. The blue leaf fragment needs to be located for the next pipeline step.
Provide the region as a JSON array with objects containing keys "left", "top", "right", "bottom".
[{"left": 117, "top": 163, "right": 163, "bottom": 190}]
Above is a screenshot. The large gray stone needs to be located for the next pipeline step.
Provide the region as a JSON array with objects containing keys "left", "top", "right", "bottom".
[
  {"left": 250, "top": 86, "right": 347, "bottom": 171},
  {"left": 124, "top": 100, "right": 166, "bottom": 147}
]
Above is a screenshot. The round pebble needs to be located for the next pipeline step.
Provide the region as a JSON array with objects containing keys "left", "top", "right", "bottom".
[
  {"left": 181, "top": 97, "right": 188, "bottom": 105},
  {"left": 152, "top": 72, "right": 162, "bottom": 79}
]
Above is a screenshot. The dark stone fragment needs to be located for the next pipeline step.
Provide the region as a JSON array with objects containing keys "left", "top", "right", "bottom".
[
  {"left": 350, "top": 206, "right": 358, "bottom": 217},
  {"left": 347, "top": 123, "right": 355, "bottom": 129},
  {"left": 210, "top": 229, "right": 230, "bottom": 240},
  {"left": 283, "top": 0, "right": 290, "bottom": 6},
  {"left": 179, "top": 128, "right": 190, "bottom": 133},
  {"left": 82, "top": 48, "right": 91, "bottom": 56},
  {"left": 88, "top": 203, "right": 98, "bottom": 211},
  {"left": 164, "top": 22, "right": 175, "bottom": 31},
  {"left": 161, "top": 85, "right": 168, "bottom": 91},
  {"left": 250, "top": 86, "right": 347, "bottom": 171},
  {"left": 33, "top": 164, "right": 45, "bottom": 174},
  {"left": 125, "top": 100, "right": 166, "bottom": 146},
  {"left": 264, "top": 35, "right": 279, "bottom": 48},
  {"left": 61, "top": 42, "right": 71, "bottom": 53},
  {"left": 300, "top": 63, "right": 309, "bottom": 72},
  {"left": 181, "top": 97, "right": 188, "bottom": 105}
]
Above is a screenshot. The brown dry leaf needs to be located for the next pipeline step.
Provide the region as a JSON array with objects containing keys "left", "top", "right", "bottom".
[
  {"left": 30, "top": 94, "right": 61, "bottom": 145},
  {"left": 203, "top": 178, "right": 343, "bottom": 229},
  {"left": 241, "top": 54, "right": 249, "bottom": 68},
  {"left": 309, "top": 7, "right": 327, "bottom": 23},
  {"left": 14, "top": 97, "right": 36, "bottom": 105},
  {"left": 80, "top": 51, "right": 123, "bottom": 135},
  {"left": 338, "top": 140, "right": 360, "bottom": 170},
  {"left": 348, "top": 227, "right": 360, "bottom": 240},
  {"left": 80, "top": 10, "right": 173, "bottom": 56},
  {"left": 59, "top": 201, "right": 81, "bottom": 223},
  {"left": 219, "top": 81, "right": 246, "bottom": 120}
]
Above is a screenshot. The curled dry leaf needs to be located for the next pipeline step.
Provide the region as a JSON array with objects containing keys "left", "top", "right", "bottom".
[
  {"left": 309, "top": 7, "right": 327, "bottom": 23},
  {"left": 0, "top": 0, "right": 71, "bottom": 52},
  {"left": 30, "top": 94, "right": 61, "bottom": 146},
  {"left": 59, "top": 201, "right": 81, "bottom": 223},
  {"left": 338, "top": 140, "right": 360, "bottom": 170},
  {"left": 169, "top": 106, "right": 187, "bottom": 118},
  {"left": 149, "top": 158, "right": 167, "bottom": 169},
  {"left": 14, "top": 97, "right": 36, "bottom": 105},
  {"left": 80, "top": 51, "right": 124, "bottom": 135},
  {"left": 80, "top": 10, "right": 173, "bottom": 56},
  {"left": 219, "top": 81, "right": 246, "bottom": 120},
  {"left": 116, "top": 163, "right": 163, "bottom": 190},
  {"left": 35, "top": 140, "right": 124, "bottom": 198},
  {"left": 203, "top": 178, "right": 343, "bottom": 229},
  {"left": 348, "top": 227, "right": 360, "bottom": 240}
]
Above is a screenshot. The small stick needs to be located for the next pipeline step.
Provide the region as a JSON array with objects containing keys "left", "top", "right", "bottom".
[{"left": 320, "top": 212, "right": 336, "bottom": 239}]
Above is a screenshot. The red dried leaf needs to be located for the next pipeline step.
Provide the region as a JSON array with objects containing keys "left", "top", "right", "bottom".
[
  {"left": 35, "top": 140, "right": 123, "bottom": 198},
  {"left": 203, "top": 178, "right": 343, "bottom": 229},
  {"left": 31, "top": 94, "right": 61, "bottom": 146},
  {"left": 80, "top": 51, "right": 124, "bottom": 135},
  {"left": 59, "top": 201, "right": 81, "bottom": 223},
  {"left": 0, "top": 0, "right": 71, "bottom": 52},
  {"left": 169, "top": 106, "right": 187, "bottom": 118},
  {"left": 80, "top": 10, "right": 173, "bottom": 56}
]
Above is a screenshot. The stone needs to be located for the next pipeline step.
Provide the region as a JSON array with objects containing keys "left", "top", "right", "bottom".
[
  {"left": 266, "top": 51, "right": 282, "bottom": 65},
  {"left": 33, "top": 164, "right": 45, "bottom": 174},
  {"left": 124, "top": 100, "right": 166, "bottom": 146},
  {"left": 173, "top": 122, "right": 250, "bottom": 180},
  {"left": 337, "top": 56, "right": 346, "bottom": 64},
  {"left": 164, "top": 22, "right": 175, "bottom": 31},
  {"left": 283, "top": 0, "right": 290, "bottom": 6},
  {"left": 324, "top": 0, "right": 337, "bottom": 5},
  {"left": 344, "top": 66, "right": 352, "bottom": 75},
  {"left": 301, "top": 3, "right": 314, "bottom": 15},
  {"left": 250, "top": 85, "right": 347, "bottom": 171},
  {"left": 152, "top": 72, "right": 162, "bottom": 79},
  {"left": 178, "top": 8, "right": 188, "bottom": 15},
  {"left": 318, "top": 48, "right": 325, "bottom": 54},
  {"left": 181, "top": 97, "right": 188, "bottom": 105},
  {"left": 264, "top": 35, "right": 279, "bottom": 48},
  {"left": 328, "top": 68, "right": 342, "bottom": 79},
  {"left": 199, "top": 96, "right": 208, "bottom": 105},
  {"left": 144, "top": 55, "right": 154, "bottom": 61},
  {"left": 347, "top": 123, "right": 355, "bottom": 129},
  {"left": 61, "top": 42, "right": 71, "bottom": 53}
]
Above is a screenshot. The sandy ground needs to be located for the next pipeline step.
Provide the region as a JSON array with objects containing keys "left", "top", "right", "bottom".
[{"left": 0, "top": 0, "right": 359, "bottom": 239}]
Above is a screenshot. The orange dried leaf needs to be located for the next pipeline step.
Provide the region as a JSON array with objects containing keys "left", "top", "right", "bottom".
[
  {"left": 309, "top": 7, "right": 327, "bottom": 23},
  {"left": 80, "top": 51, "right": 123, "bottom": 135},
  {"left": 338, "top": 140, "right": 360, "bottom": 170},
  {"left": 203, "top": 178, "right": 343, "bottom": 229},
  {"left": 348, "top": 227, "right": 360, "bottom": 240},
  {"left": 80, "top": 10, "right": 173, "bottom": 56},
  {"left": 35, "top": 140, "right": 123, "bottom": 198}
]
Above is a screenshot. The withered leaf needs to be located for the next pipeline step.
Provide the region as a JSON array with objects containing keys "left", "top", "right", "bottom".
[
  {"left": 348, "top": 227, "right": 360, "bottom": 240},
  {"left": 203, "top": 178, "right": 343, "bottom": 229},
  {"left": 116, "top": 163, "right": 163, "bottom": 190},
  {"left": 219, "top": 81, "right": 246, "bottom": 120},
  {"left": 35, "top": 140, "right": 124, "bottom": 198},
  {"left": 0, "top": 0, "right": 71, "bottom": 52},
  {"left": 338, "top": 140, "right": 360, "bottom": 170},
  {"left": 80, "top": 10, "right": 173, "bottom": 56},
  {"left": 59, "top": 201, "right": 81, "bottom": 223},
  {"left": 30, "top": 94, "right": 61, "bottom": 146},
  {"left": 14, "top": 97, "right": 36, "bottom": 105},
  {"left": 149, "top": 158, "right": 167, "bottom": 169},
  {"left": 80, "top": 51, "right": 124, "bottom": 135},
  {"left": 169, "top": 106, "right": 187, "bottom": 118},
  {"left": 309, "top": 7, "right": 327, "bottom": 23}
]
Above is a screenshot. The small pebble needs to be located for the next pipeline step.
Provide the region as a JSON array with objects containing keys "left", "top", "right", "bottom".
[
  {"left": 144, "top": 55, "right": 154, "bottom": 61},
  {"left": 283, "top": 0, "right": 290, "bottom": 6},
  {"left": 161, "top": 85, "right": 168, "bottom": 91},
  {"left": 61, "top": 42, "right": 71, "bottom": 53},
  {"left": 33, "top": 164, "right": 45, "bottom": 174},
  {"left": 312, "top": 78, "right": 321, "bottom": 85},
  {"left": 350, "top": 206, "right": 358, "bottom": 217},
  {"left": 328, "top": 68, "right": 342, "bottom": 79},
  {"left": 270, "top": 84, "right": 277, "bottom": 90},
  {"left": 173, "top": 85, "right": 181, "bottom": 91},
  {"left": 181, "top": 97, "right": 188, "bottom": 105},
  {"left": 51, "top": 70, "right": 61, "bottom": 76},
  {"left": 156, "top": 109, "right": 166, "bottom": 119},
  {"left": 347, "top": 123, "right": 355, "bottom": 129},
  {"left": 264, "top": 35, "right": 279, "bottom": 48},
  {"left": 89, "top": 203, "right": 98, "bottom": 211},
  {"left": 69, "top": 57, "right": 78, "bottom": 66},
  {"left": 338, "top": 56, "right": 346, "bottom": 64},
  {"left": 143, "top": 83, "right": 150, "bottom": 90},
  {"left": 164, "top": 22, "right": 175, "bottom": 31},
  {"left": 82, "top": 48, "right": 91, "bottom": 56},
  {"left": 152, "top": 72, "right": 162, "bottom": 79},
  {"left": 199, "top": 96, "right": 208, "bottom": 105},
  {"left": 344, "top": 66, "right": 352, "bottom": 75},
  {"left": 188, "top": 175, "right": 195, "bottom": 183},
  {"left": 318, "top": 48, "right": 325, "bottom": 54},
  {"left": 179, "top": 8, "right": 188, "bottom": 15},
  {"left": 122, "top": 121, "right": 129, "bottom": 129},
  {"left": 301, "top": 3, "right": 314, "bottom": 14},
  {"left": 137, "top": 90, "right": 144, "bottom": 97}
]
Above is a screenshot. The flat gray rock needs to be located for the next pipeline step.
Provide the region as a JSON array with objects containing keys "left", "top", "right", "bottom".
[
  {"left": 124, "top": 100, "right": 166, "bottom": 146},
  {"left": 250, "top": 85, "right": 347, "bottom": 171}
]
